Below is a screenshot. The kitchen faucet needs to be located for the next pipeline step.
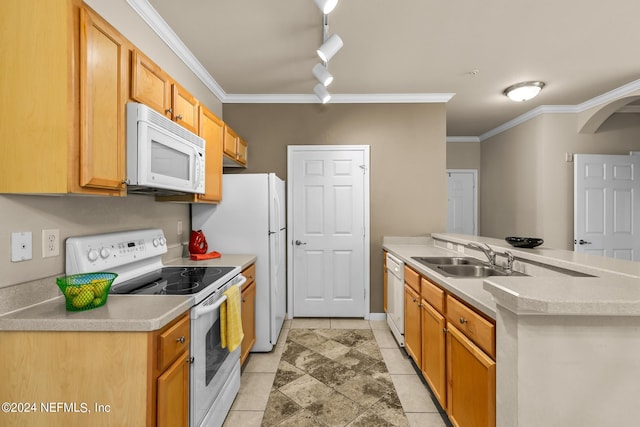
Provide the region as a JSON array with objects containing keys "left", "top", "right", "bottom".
[{"left": 469, "top": 242, "right": 496, "bottom": 266}]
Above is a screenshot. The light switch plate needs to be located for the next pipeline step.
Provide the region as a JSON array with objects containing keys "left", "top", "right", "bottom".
[{"left": 11, "top": 231, "right": 33, "bottom": 262}]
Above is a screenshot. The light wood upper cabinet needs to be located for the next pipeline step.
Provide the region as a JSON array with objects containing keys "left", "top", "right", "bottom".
[
  {"left": 0, "top": 0, "right": 126, "bottom": 196},
  {"left": 223, "top": 125, "right": 248, "bottom": 167},
  {"left": 130, "top": 51, "right": 198, "bottom": 133},
  {"left": 197, "top": 106, "right": 224, "bottom": 202},
  {"left": 130, "top": 50, "right": 172, "bottom": 117},
  {"left": 79, "top": 7, "right": 127, "bottom": 192},
  {"left": 172, "top": 82, "right": 199, "bottom": 134}
]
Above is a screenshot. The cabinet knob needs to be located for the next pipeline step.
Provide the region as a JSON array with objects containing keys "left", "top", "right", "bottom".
[
  {"left": 459, "top": 317, "right": 467, "bottom": 325},
  {"left": 176, "top": 114, "right": 183, "bottom": 120},
  {"left": 165, "top": 108, "right": 173, "bottom": 114},
  {"left": 241, "top": 298, "right": 246, "bottom": 303},
  {"left": 186, "top": 357, "right": 194, "bottom": 364},
  {"left": 176, "top": 336, "right": 186, "bottom": 344}
]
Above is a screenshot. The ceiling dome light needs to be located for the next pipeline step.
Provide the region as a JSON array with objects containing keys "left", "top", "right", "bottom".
[
  {"left": 317, "top": 33, "right": 343, "bottom": 62},
  {"left": 314, "top": 0, "right": 339, "bottom": 14},
  {"left": 312, "top": 63, "right": 334, "bottom": 87},
  {"left": 503, "top": 81, "right": 546, "bottom": 102},
  {"left": 314, "top": 83, "right": 331, "bottom": 104}
]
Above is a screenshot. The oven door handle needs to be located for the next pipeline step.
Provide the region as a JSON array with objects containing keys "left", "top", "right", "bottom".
[{"left": 193, "top": 274, "right": 247, "bottom": 319}]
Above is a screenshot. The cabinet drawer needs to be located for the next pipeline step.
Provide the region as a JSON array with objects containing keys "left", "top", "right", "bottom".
[
  {"left": 158, "top": 314, "right": 190, "bottom": 371},
  {"left": 446, "top": 295, "right": 495, "bottom": 359},
  {"left": 421, "top": 277, "right": 444, "bottom": 314},
  {"left": 404, "top": 265, "right": 420, "bottom": 293},
  {"left": 242, "top": 263, "right": 256, "bottom": 290}
]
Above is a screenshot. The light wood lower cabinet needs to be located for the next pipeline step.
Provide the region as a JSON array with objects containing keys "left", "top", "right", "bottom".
[
  {"left": 240, "top": 263, "right": 257, "bottom": 365},
  {"left": 0, "top": 312, "right": 190, "bottom": 427},
  {"left": 394, "top": 262, "right": 496, "bottom": 427},
  {"left": 446, "top": 324, "right": 496, "bottom": 427},
  {"left": 404, "top": 283, "right": 421, "bottom": 367},
  {"left": 421, "top": 299, "right": 447, "bottom": 408}
]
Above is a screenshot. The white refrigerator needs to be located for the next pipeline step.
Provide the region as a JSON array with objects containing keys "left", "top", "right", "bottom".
[{"left": 191, "top": 173, "right": 286, "bottom": 352}]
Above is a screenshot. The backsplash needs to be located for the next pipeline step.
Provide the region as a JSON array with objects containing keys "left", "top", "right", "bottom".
[{"left": 0, "top": 194, "right": 189, "bottom": 289}]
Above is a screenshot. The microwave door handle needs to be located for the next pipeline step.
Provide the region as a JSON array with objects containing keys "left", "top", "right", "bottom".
[{"left": 192, "top": 276, "right": 246, "bottom": 319}]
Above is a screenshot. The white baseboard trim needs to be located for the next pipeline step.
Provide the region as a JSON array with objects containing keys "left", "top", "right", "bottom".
[{"left": 368, "top": 312, "right": 387, "bottom": 321}]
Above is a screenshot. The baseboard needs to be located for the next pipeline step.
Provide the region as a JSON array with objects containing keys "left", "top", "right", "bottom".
[{"left": 368, "top": 312, "right": 387, "bottom": 321}]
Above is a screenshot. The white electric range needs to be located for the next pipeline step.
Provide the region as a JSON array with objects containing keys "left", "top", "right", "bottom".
[{"left": 65, "top": 228, "right": 244, "bottom": 427}]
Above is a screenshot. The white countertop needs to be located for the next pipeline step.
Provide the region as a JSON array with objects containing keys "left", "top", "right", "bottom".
[
  {"left": 384, "top": 235, "right": 640, "bottom": 318},
  {"left": 0, "top": 254, "right": 256, "bottom": 332}
]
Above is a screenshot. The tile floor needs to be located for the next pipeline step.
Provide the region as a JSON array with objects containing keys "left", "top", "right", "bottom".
[{"left": 223, "top": 318, "right": 449, "bottom": 427}]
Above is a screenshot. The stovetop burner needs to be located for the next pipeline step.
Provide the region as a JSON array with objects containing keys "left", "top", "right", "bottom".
[{"left": 110, "top": 266, "right": 236, "bottom": 296}]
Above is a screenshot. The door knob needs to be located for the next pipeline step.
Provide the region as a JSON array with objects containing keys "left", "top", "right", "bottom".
[
  {"left": 574, "top": 239, "right": 592, "bottom": 245},
  {"left": 295, "top": 240, "right": 307, "bottom": 246}
]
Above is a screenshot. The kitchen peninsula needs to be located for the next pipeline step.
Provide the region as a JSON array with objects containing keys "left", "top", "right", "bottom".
[{"left": 383, "top": 234, "right": 640, "bottom": 427}]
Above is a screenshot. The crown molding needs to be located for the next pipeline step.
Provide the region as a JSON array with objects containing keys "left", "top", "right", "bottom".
[
  {"left": 224, "top": 93, "right": 455, "bottom": 104},
  {"left": 446, "top": 136, "right": 481, "bottom": 143}
]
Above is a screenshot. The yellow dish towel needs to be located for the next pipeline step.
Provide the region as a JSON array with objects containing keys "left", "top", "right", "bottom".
[{"left": 220, "top": 284, "right": 244, "bottom": 353}]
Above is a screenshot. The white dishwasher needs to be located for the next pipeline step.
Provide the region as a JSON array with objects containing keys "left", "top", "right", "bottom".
[{"left": 386, "top": 253, "right": 405, "bottom": 347}]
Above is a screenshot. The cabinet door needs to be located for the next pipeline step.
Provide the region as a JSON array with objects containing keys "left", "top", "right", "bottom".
[
  {"left": 130, "top": 50, "right": 172, "bottom": 117},
  {"left": 157, "top": 351, "right": 189, "bottom": 427},
  {"left": 421, "top": 301, "right": 446, "bottom": 408},
  {"left": 79, "top": 7, "right": 126, "bottom": 193},
  {"left": 236, "top": 137, "right": 248, "bottom": 165},
  {"left": 198, "top": 106, "right": 224, "bottom": 203},
  {"left": 446, "top": 324, "right": 496, "bottom": 427},
  {"left": 240, "top": 279, "right": 257, "bottom": 365},
  {"left": 404, "top": 284, "right": 421, "bottom": 367},
  {"left": 172, "top": 82, "right": 199, "bottom": 134},
  {"left": 223, "top": 125, "right": 238, "bottom": 158}
]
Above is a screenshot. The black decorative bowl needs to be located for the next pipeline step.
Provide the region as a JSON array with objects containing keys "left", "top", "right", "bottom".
[{"left": 505, "top": 237, "right": 544, "bottom": 248}]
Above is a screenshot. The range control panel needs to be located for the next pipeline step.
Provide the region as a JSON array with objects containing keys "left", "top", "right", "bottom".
[{"left": 65, "top": 229, "right": 167, "bottom": 276}]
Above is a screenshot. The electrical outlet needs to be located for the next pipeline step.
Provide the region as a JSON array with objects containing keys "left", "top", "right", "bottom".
[
  {"left": 457, "top": 244, "right": 465, "bottom": 253},
  {"left": 177, "top": 221, "right": 183, "bottom": 236},
  {"left": 11, "top": 231, "right": 33, "bottom": 262},
  {"left": 42, "top": 229, "right": 60, "bottom": 258}
]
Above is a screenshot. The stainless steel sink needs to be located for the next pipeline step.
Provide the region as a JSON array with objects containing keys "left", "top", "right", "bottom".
[
  {"left": 411, "top": 256, "right": 528, "bottom": 278},
  {"left": 412, "top": 256, "right": 485, "bottom": 267},
  {"left": 437, "top": 264, "right": 508, "bottom": 277}
]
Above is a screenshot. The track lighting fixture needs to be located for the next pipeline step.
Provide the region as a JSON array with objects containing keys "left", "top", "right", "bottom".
[
  {"left": 312, "top": 63, "right": 334, "bottom": 87},
  {"left": 314, "top": 0, "right": 338, "bottom": 14},
  {"left": 314, "top": 84, "right": 331, "bottom": 104},
  {"left": 317, "top": 33, "right": 343, "bottom": 63}
]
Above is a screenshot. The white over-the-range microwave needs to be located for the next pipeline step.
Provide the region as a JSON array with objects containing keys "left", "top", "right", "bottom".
[{"left": 126, "top": 102, "right": 205, "bottom": 195}]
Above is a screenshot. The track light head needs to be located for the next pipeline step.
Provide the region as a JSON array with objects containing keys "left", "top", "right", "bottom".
[
  {"left": 312, "top": 63, "right": 334, "bottom": 87},
  {"left": 314, "top": 83, "right": 331, "bottom": 104},
  {"left": 314, "top": 0, "right": 339, "bottom": 14},
  {"left": 317, "top": 33, "right": 343, "bottom": 62}
]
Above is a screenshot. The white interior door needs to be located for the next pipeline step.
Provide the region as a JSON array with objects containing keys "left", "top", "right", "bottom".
[
  {"left": 288, "top": 146, "right": 370, "bottom": 318},
  {"left": 447, "top": 170, "right": 477, "bottom": 235},
  {"left": 574, "top": 154, "right": 640, "bottom": 260}
]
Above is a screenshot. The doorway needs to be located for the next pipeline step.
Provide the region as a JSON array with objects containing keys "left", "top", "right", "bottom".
[
  {"left": 574, "top": 153, "right": 640, "bottom": 260},
  {"left": 287, "top": 145, "right": 370, "bottom": 318},
  {"left": 447, "top": 169, "right": 477, "bottom": 235}
]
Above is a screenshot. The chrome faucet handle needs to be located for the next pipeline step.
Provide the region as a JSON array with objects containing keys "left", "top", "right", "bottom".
[
  {"left": 504, "top": 250, "right": 515, "bottom": 272},
  {"left": 469, "top": 242, "right": 496, "bottom": 266}
]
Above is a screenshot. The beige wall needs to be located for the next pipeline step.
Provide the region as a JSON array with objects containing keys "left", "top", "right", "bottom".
[
  {"left": 446, "top": 141, "right": 481, "bottom": 170},
  {"left": 223, "top": 103, "right": 448, "bottom": 313},
  {"left": 481, "top": 112, "right": 640, "bottom": 249}
]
